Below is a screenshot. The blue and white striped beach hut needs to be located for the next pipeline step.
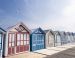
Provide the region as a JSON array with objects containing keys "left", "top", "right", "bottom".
[{"left": 30, "top": 28, "right": 45, "bottom": 51}]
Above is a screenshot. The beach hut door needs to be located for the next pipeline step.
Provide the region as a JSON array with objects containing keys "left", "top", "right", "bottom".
[
  {"left": 56, "top": 35, "right": 61, "bottom": 46},
  {"left": 16, "top": 33, "right": 29, "bottom": 53},
  {"left": 8, "top": 34, "right": 15, "bottom": 55}
]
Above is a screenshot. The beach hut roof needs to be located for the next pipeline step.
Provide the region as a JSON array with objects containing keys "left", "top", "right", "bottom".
[
  {"left": 44, "top": 30, "right": 49, "bottom": 33},
  {"left": 0, "top": 27, "right": 6, "bottom": 33},
  {"left": 53, "top": 31, "right": 60, "bottom": 35},
  {"left": 66, "top": 32, "right": 70, "bottom": 35},
  {"left": 44, "top": 29, "right": 54, "bottom": 35},
  {"left": 0, "top": 22, "right": 30, "bottom": 33},
  {"left": 31, "top": 27, "right": 45, "bottom": 34}
]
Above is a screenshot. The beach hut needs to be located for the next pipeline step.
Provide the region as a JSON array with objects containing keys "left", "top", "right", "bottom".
[
  {"left": 58, "top": 31, "right": 67, "bottom": 45},
  {"left": 69, "top": 32, "right": 74, "bottom": 43},
  {"left": 30, "top": 28, "right": 45, "bottom": 51},
  {"left": 64, "top": 32, "right": 68, "bottom": 44},
  {"left": 3, "top": 22, "right": 30, "bottom": 57},
  {"left": 0, "top": 27, "right": 6, "bottom": 58},
  {"left": 63, "top": 32, "right": 67, "bottom": 44},
  {"left": 44, "top": 29, "right": 55, "bottom": 48},
  {"left": 71, "top": 33, "right": 75, "bottom": 43},
  {"left": 54, "top": 31, "right": 61, "bottom": 46},
  {"left": 73, "top": 33, "right": 75, "bottom": 42},
  {"left": 66, "top": 32, "right": 71, "bottom": 43}
]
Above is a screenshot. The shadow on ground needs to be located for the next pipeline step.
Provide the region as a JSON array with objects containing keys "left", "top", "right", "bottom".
[{"left": 43, "top": 47, "right": 75, "bottom": 58}]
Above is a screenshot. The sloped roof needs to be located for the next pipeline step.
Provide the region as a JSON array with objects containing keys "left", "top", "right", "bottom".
[
  {"left": 44, "top": 29, "right": 55, "bottom": 35},
  {"left": 73, "top": 33, "right": 75, "bottom": 35},
  {"left": 0, "top": 27, "right": 6, "bottom": 33},
  {"left": 58, "top": 31, "right": 65, "bottom": 35},
  {"left": 53, "top": 31, "right": 60, "bottom": 35},
  {"left": 0, "top": 22, "right": 30, "bottom": 33},
  {"left": 44, "top": 30, "right": 49, "bottom": 33},
  {"left": 44, "top": 29, "right": 52, "bottom": 33},
  {"left": 31, "top": 27, "right": 45, "bottom": 34},
  {"left": 65, "top": 32, "right": 69, "bottom": 35}
]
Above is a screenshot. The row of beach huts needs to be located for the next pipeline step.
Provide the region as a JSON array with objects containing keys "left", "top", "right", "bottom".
[{"left": 0, "top": 22, "right": 75, "bottom": 58}]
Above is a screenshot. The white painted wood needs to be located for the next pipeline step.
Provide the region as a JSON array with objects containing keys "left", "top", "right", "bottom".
[
  {"left": 4, "top": 32, "right": 8, "bottom": 56},
  {"left": 45, "top": 30, "right": 55, "bottom": 48}
]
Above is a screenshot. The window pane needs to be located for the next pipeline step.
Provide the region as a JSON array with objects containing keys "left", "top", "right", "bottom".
[
  {"left": 9, "top": 43, "right": 11, "bottom": 47},
  {"left": 37, "top": 34, "right": 40, "bottom": 40},
  {"left": 17, "top": 34, "right": 20, "bottom": 40},
  {"left": 21, "top": 34, "right": 23, "bottom": 40},
  {"left": 12, "top": 34, "right": 15, "bottom": 42},
  {"left": 41, "top": 35, "right": 44, "bottom": 41},
  {"left": 24, "top": 41, "right": 26, "bottom": 45},
  {"left": 27, "top": 34, "right": 29, "bottom": 40},
  {"left": 57, "top": 36, "right": 61, "bottom": 43},
  {"left": 9, "top": 34, "right": 12, "bottom": 42},
  {"left": 21, "top": 41, "right": 23, "bottom": 45},
  {"left": 27, "top": 41, "right": 29, "bottom": 44},
  {"left": 24, "top": 34, "right": 26, "bottom": 40},
  {"left": 32, "top": 41, "right": 36, "bottom": 44},
  {"left": 32, "top": 34, "right": 37, "bottom": 41},
  {"left": 12, "top": 42, "right": 14, "bottom": 46},
  {"left": 17, "top": 41, "right": 20, "bottom": 46}
]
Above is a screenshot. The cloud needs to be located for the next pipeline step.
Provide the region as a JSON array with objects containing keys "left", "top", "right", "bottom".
[
  {"left": 62, "top": 0, "right": 75, "bottom": 16},
  {"left": 46, "top": 0, "right": 75, "bottom": 32},
  {"left": 1, "top": 0, "right": 75, "bottom": 32},
  {"left": 24, "top": 0, "right": 75, "bottom": 32}
]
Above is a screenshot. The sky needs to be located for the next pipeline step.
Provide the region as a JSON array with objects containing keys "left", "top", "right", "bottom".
[{"left": 0, "top": 0, "right": 75, "bottom": 32}]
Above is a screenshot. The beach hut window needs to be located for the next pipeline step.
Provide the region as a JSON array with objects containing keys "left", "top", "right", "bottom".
[
  {"left": 24, "top": 34, "right": 26, "bottom": 45},
  {"left": 12, "top": 43, "right": 14, "bottom": 46},
  {"left": 17, "top": 34, "right": 20, "bottom": 46},
  {"left": 24, "top": 41, "right": 26, "bottom": 45},
  {"left": 21, "top": 34, "right": 23, "bottom": 40},
  {"left": 56, "top": 35, "right": 61, "bottom": 44},
  {"left": 21, "top": 34, "right": 23, "bottom": 45},
  {"left": 9, "top": 34, "right": 12, "bottom": 42},
  {"left": 32, "top": 34, "right": 37, "bottom": 41},
  {"left": 33, "top": 41, "right": 36, "bottom": 44},
  {"left": 27, "top": 34, "right": 29, "bottom": 40},
  {"left": 17, "top": 34, "right": 20, "bottom": 41},
  {"left": 9, "top": 43, "right": 11, "bottom": 47},
  {"left": 24, "top": 34, "right": 26, "bottom": 40},
  {"left": 9, "top": 34, "right": 15, "bottom": 47},
  {"left": 12, "top": 34, "right": 15, "bottom": 42},
  {"left": 17, "top": 41, "right": 20, "bottom": 46},
  {"left": 9, "top": 34, "right": 12, "bottom": 47},
  {"left": 12, "top": 34, "right": 15, "bottom": 46},
  {"left": 27, "top": 41, "right": 29, "bottom": 44},
  {"left": 21, "top": 41, "right": 23, "bottom": 45},
  {"left": 41, "top": 35, "right": 44, "bottom": 41}
]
